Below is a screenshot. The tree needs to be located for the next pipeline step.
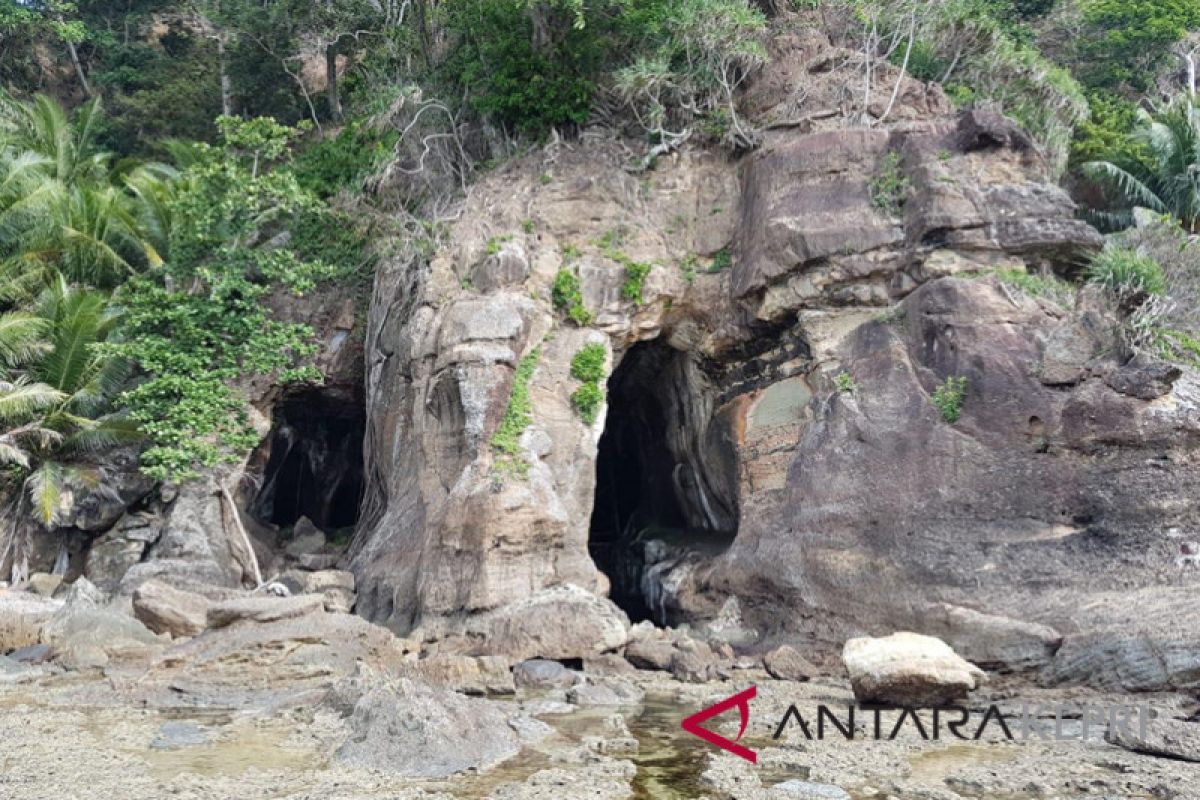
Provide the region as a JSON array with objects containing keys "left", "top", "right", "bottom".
[
  {"left": 1083, "top": 95, "right": 1200, "bottom": 231},
  {"left": 0, "top": 1, "right": 94, "bottom": 96}
]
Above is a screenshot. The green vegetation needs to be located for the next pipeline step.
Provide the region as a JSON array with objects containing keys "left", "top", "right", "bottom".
[
  {"left": 570, "top": 343, "right": 608, "bottom": 425},
  {"left": 932, "top": 376, "right": 968, "bottom": 424},
  {"left": 552, "top": 267, "right": 593, "bottom": 325},
  {"left": 982, "top": 268, "right": 1076, "bottom": 306},
  {"left": 491, "top": 345, "right": 542, "bottom": 476},
  {"left": 870, "top": 152, "right": 910, "bottom": 216},
  {"left": 621, "top": 261, "right": 653, "bottom": 305},
  {"left": 834, "top": 371, "right": 857, "bottom": 394},
  {"left": 1086, "top": 247, "right": 1167, "bottom": 299}
]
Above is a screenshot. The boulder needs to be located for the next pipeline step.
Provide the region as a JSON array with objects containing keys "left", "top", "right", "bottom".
[
  {"left": 566, "top": 677, "right": 644, "bottom": 707},
  {"left": 285, "top": 517, "right": 326, "bottom": 556},
  {"left": 24, "top": 573, "right": 62, "bottom": 597},
  {"left": 41, "top": 588, "right": 162, "bottom": 670},
  {"left": 0, "top": 590, "right": 62, "bottom": 652},
  {"left": 669, "top": 637, "right": 722, "bottom": 683},
  {"left": 1106, "top": 718, "right": 1200, "bottom": 763},
  {"left": 920, "top": 603, "right": 1061, "bottom": 671},
  {"left": 470, "top": 585, "right": 630, "bottom": 662},
  {"left": 205, "top": 594, "right": 324, "bottom": 629},
  {"left": 513, "top": 658, "right": 581, "bottom": 690},
  {"left": 133, "top": 579, "right": 212, "bottom": 638},
  {"left": 278, "top": 569, "right": 356, "bottom": 614},
  {"left": 416, "top": 654, "right": 515, "bottom": 695},
  {"left": 333, "top": 676, "right": 531, "bottom": 778},
  {"left": 842, "top": 632, "right": 985, "bottom": 707},
  {"left": 763, "top": 645, "right": 819, "bottom": 682},
  {"left": 770, "top": 781, "right": 851, "bottom": 800},
  {"left": 624, "top": 637, "right": 675, "bottom": 672}
]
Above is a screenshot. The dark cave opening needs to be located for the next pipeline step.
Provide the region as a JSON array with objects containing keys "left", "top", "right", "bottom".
[
  {"left": 588, "top": 341, "right": 738, "bottom": 624},
  {"left": 250, "top": 387, "right": 365, "bottom": 534}
]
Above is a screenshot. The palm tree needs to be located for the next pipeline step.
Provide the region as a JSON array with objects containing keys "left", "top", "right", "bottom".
[
  {"left": 1083, "top": 95, "right": 1200, "bottom": 231},
  {"left": 0, "top": 276, "right": 136, "bottom": 527}
]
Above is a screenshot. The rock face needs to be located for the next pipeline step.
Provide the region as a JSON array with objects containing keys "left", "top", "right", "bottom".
[
  {"left": 345, "top": 26, "right": 1198, "bottom": 686},
  {"left": 843, "top": 632, "right": 985, "bottom": 707}
]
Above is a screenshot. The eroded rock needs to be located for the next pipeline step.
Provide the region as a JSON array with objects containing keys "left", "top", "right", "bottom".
[{"left": 843, "top": 632, "right": 985, "bottom": 707}]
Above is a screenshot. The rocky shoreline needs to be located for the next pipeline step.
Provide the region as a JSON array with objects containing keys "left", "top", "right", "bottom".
[{"left": 2, "top": 580, "right": 1197, "bottom": 800}]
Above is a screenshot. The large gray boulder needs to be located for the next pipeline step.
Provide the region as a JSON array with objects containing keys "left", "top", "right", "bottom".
[
  {"left": 333, "top": 677, "right": 537, "bottom": 777},
  {"left": 843, "top": 632, "right": 985, "bottom": 707},
  {"left": 467, "top": 585, "right": 630, "bottom": 662},
  {"left": 1106, "top": 718, "right": 1200, "bottom": 763}
]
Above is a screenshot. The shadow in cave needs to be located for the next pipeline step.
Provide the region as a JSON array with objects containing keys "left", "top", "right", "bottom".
[
  {"left": 249, "top": 387, "right": 365, "bottom": 535},
  {"left": 588, "top": 341, "right": 737, "bottom": 625}
]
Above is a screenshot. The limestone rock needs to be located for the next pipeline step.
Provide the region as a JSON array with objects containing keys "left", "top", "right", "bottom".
[
  {"left": 333, "top": 677, "right": 528, "bottom": 778},
  {"left": 513, "top": 658, "right": 581, "bottom": 690},
  {"left": 41, "top": 591, "right": 162, "bottom": 670},
  {"left": 206, "top": 594, "right": 324, "bottom": 629},
  {"left": 416, "top": 654, "right": 515, "bottom": 695},
  {"left": 566, "top": 677, "right": 644, "bottom": 706},
  {"left": 132, "top": 579, "right": 212, "bottom": 638},
  {"left": 919, "top": 603, "right": 1061, "bottom": 671},
  {"left": 1106, "top": 718, "right": 1200, "bottom": 763},
  {"left": 0, "top": 590, "right": 62, "bottom": 652},
  {"left": 843, "top": 632, "right": 985, "bottom": 707},
  {"left": 469, "top": 585, "right": 630, "bottom": 662},
  {"left": 624, "top": 637, "right": 675, "bottom": 672},
  {"left": 284, "top": 517, "right": 326, "bottom": 556},
  {"left": 24, "top": 573, "right": 62, "bottom": 597},
  {"left": 763, "top": 645, "right": 819, "bottom": 682},
  {"left": 770, "top": 781, "right": 851, "bottom": 800}
]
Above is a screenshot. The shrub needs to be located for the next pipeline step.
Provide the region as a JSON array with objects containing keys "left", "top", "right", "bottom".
[
  {"left": 834, "top": 371, "right": 857, "bottom": 394},
  {"left": 570, "top": 342, "right": 608, "bottom": 424},
  {"left": 870, "top": 152, "right": 910, "bottom": 216},
  {"left": 621, "top": 260, "right": 652, "bottom": 305},
  {"left": 1086, "top": 247, "right": 1167, "bottom": 299},
  {"left": 291, "top": 122, "right": 397, "bottom": 199},
  {"left": 932, "top": 376, "right": 968, "bottom": 424},
  {"left": 552, "top": 267, "right": 592, "bottom": 325},
  {"left": 491, "top": 346, "right": 542, "bottom": 476}
]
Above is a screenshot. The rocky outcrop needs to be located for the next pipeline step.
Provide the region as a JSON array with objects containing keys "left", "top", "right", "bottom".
[
  {"left": 341, "top": 26, "right": 1200, "bottom": 689},
  {"left": 132, "top": 579, "right": 211, "bottom": 637},
  {"left": 1106, "top": 717, "right": 1200, "bottom": 763},
  {"left": 843, "top": 632, "right": 985, "bottom": 706}
]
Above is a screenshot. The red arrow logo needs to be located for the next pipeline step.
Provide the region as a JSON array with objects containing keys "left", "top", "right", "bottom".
[{"left": 681, "top": 685, "right": 757, "bottom": 763}]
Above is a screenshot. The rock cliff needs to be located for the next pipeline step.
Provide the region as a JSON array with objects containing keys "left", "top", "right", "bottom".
[{"left": 341, "top": 31, "right": 1200, "bottom": 691}]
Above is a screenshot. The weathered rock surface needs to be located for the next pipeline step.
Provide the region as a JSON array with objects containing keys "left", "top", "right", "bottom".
[
  {"left": 331, "top": 676, "right": 534, "bottom": 778},
  {"left": 465, "top": 585, "right": 630, "bottom": 662},
  {"left": 0, "top": 590, "right": 62, "bottom": 652},
  {"left": 132, "top": 579, "right": 211, "bottom": 638},
  {"left": 416, "top": 653, "right": 514, "bottom": 695},
  {"left": 843, "top": 632, "right": 985, "bottom": 707},
  {"left": 1105, "top": 717, "right": 1200, "bottom": 763},
  {"left": 40, "top": 580, "right": 162, "bottom": 669},
  {"left": 513, "top": 658, "right": 581, "bottom": 690},
  {"left": 205, "top": 594, "right": 324, "bottom": 629},
  {"left": 566, "top": 677, "right": 645, "bottom": 706},
  {"left": 763, "top": 645, "right": 819, "bottom": 682}
]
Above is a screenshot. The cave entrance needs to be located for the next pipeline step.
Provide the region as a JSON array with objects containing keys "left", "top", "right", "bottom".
[
  {"left": 588, "top": 341, "right": 738, "bottom": 625},
  {"left": 250, "top": 387, "right": 365, "bottom": 536}
]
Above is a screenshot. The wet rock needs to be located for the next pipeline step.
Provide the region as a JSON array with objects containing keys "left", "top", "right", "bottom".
[
  {"left": 333, "top": 676, "right": 528, "bottom": 778},
  {"left": 566, "top": 677, "right": 644, "bottom": 707},
  {"left": 843, "top": 632, "right": 985, "bottom": 707},
  {"left": 1105, "top": 717, "right": 1200, "bottom": 763},
  {"left": 150, "top": 721, "right": 211, "bottom": 750},
  {"left": 770, "top": 780, "right": 851, "bottom": 800},
  {"left": 417, "top": 654, "right": 515, "bottom": 695},
  {"left": 7, "top": 643, "right": 51, "bottom": 663},
  {"left": 763, "top": 645, "right": 819, "bottom": 682},
  {"left": 513, "top": 658, "right": 581, "bottom": 690},
  {"left": 470, "top": 584, "right": 630, "bottom": 662},
  {"left": 132, "top": 579, "right": 212, "bottom": 638},
  {"left": 205, "top": 594, "right": 324, "bottom": 629}
]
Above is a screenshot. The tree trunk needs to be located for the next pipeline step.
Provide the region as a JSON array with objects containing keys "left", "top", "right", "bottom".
[
  {"left": 64, "top": 37, "right": 92, "bottom": 97},
  {"left": 217, "top": 35, "right": 232, "bottom": 117},
  {"left": 325, "top": 42, "right": 342, "bottom": 122}
]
